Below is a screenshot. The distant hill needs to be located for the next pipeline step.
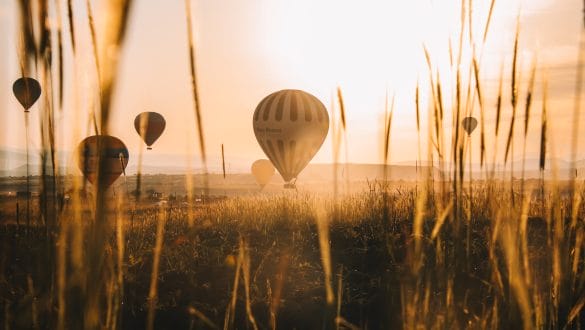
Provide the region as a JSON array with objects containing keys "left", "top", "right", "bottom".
[
  {"left": 0, "top": 164, "right": 71, "bottom": 177},
  {"left": 298, "top": 163, "right": 438, "bottom": 182},
  {"left": 1, "top": 145, "right": 584, "bottom": 180},
  {"left": 509, "top": 158, "right": 571, "bottom": 171},
  {"left": 0, "top": 148, "right": 40, "bottom": 171}
]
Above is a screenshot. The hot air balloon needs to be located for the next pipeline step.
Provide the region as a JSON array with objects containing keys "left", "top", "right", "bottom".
[
  {"left": 13, "top": 77, "right": 41, "bottom": 111},
  {"left": 251, "top": 159, "right": 275, "bottom": 188},
  {"left": 462, "top": 117, "right": 478, "bottom": 135},
  {"left": 134, "top": 112, "right": 166, "bottom": 150},
  {"left": 253, "top": 89, "right": 329, "bottom": 188},
  {"left": 77, "top": 135, "right": 129, "bottom": 188}
]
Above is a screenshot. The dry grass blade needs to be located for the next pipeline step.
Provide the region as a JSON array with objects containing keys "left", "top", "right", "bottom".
[
  {"left": 221, "top": 143, "right": 226, "bottom": 179},
  {"left": 114, "top": 196, "right": 126, "bottom": 326},
  {"left": 54, "top": 0, "right": 64, "bottom": 109},
  {"left": 519, "top": 194, "right": 532, "bottom": 286},
  {"left": 458, "top": 0, "right": 466, "bottom": 66},
  {"left": 468, "top": 0, "right": 474, "bottom": 43},
  {"left": 185, "top": 0, "right": 208, "bottom": 179},
  {"left": 434, "top": 72, "right": 445, "bottom": 162},
  {"left": 449, "top": 37, "right": 454, "bottom": 67},
  {"left": 472, "top": 58, "right": 483, "bottom": 109},
  {"left": 572, "top": 228, "right": 584, "bottom": 278},
  {"left": 436, "top": 73, "right": 444, "bottom": 122},
  {"left": 86, "top": 0, "right": 100, "bottom": 82},
  {"left": 431, "top": 200, "right": 453, "bottom": 239},
  {"left": 97, "top": 0, "right": 134, "bottom": 134},
  {"left": 539, "top": 77, "right": 548, "bottom": 171},
  {"left": 336, "top": 87, "right": 350, "bottom": 192},
  {"left": 336, "top": 268, "right": 343, "bottom": 329},
  {"left": 415, "top": 83, "right": 422, "bottom": 182},
  {"left": 495, "top": 64, "right": 504, "bottom": 136},
  {"left": 335, "top": 317, "right": 361, "bottom": 330},
  {"left": 67, "top": 0, "right": 76, "bottom": 53},
  {"left": 520, "top": 59, "right": 537, "bottom": 193},
  {"left": 315, "top": 206, "right": 334, "bottom": 306},
  {"left": 412, "top": 171, "right": 430, "bottom": 275},
  {"left": 224, "top": 247, "right": 243, "bottom": 329},
  {"left": 524, "top": 60, "right": 537, "bottom": 137},
  {"left": 454, "top": 68, "right": 461, "bottom": 169},
  {"left": 500, "top": 223, "right": 534, "bottom": 330},
  {"left": 570, "top": 18, "right": 585, "bottom": 190},
  {"left": 472, "top": 56, "right": 486, "bottom": 166},
  {"left": 17, "top": 0, "right": 37, "bottom": 72},
  {"left": 147, "top": 208, "right": 167, "bottom": 330},
  {"left": 86, "top": 0, "right": 101, "bottom": 134},
  {"left": 336, "top": 87, "right": 346, "bottom": 131},
  {"left": 415, "top": 82, "right": 420, "bottom": 133},
  {"left": 38, "top": 0, "right": 51, "bottom": 61},
  {"left": 483, "top": 0, "right": 497, "bottom": 43},
  {"left": 383, "top": 93, "right": 395, "bottom": 167},
  {"left": 331, "top": 92, "right": 341, "bottom": 196},
  {"left": 241, "top": 239, "right": 259, "bottom": 330},
  {"left": 504, "top": 18, "right": 520, "bottom": 163},
  {"left": 567, "top": 294, "right": 585, "bottom": 326},
  {"left": 188, "top": 306, "right": 218, "bottom": 329},
  {"left": 423, "top": 44, "right": 432, "bottom": 71},
  {"left": 511, "top": 17, "right": 520, "bottom": 109}
]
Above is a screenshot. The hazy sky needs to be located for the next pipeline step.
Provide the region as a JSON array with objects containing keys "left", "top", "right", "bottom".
[{"left": 0, "top": 0, "right": 584, "bottom": 172}]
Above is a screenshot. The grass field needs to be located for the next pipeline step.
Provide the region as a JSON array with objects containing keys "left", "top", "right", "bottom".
[{"left": 1, "top": 179, "right": 584, "bottom": 329}]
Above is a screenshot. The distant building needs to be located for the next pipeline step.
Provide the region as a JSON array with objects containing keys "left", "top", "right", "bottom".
[{"left": 147, "top": 190, "right": 164, "bottom": 200}]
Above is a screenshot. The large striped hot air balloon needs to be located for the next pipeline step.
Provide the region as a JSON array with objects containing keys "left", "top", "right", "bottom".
[
  {"left": 253, "top": 89, "right": 329, "bottom": 188},
  {"left": 77, "top": 135, "right": 129, "bottom": 188},
  {"left": 134, "top": 112, "right": 166, "bottom": 150}
]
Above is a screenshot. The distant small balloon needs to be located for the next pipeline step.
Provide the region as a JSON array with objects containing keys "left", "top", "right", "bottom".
[
  {"left": 13, "top": 77, "right": 41, "bottom": 111},
  {"left": 77, "top": 135, "right": 129, "bottom": 188},
  {"left": 251, "top": 159, "right": 275, "bottom": 188},
  {"left": 462, "top": 117, "right": 478, "bottom": 135},
  {"left": 134, "top": 112, "right": 166, "bottom": 150}
]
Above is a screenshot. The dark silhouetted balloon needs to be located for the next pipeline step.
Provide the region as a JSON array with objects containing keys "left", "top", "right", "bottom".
[
  {"left": 251, "top": 159, "right": 275, "bottom": 188},
  {"left": 13, "top": 77, "right": 41, "bottom": 111},
  {"left": 77, "top": 135, "right": 129, "bottom": 188},
  {"left": 462, "top": 117, "right": 478, "bottom": 135},
  {"left": 134, "top": 112, "right": 166, "bottom": 150},
  {"left": 253, "top": 89, "right": 329, "bottom": 187}
]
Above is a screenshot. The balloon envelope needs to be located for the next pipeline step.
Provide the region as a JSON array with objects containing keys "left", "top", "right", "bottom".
[
  {"left": 13, "top": 77, "right": 41, "bottom": 111},
  {"left": 77, "top": 135, "right": 129, "bottom": 188},
  {"left": 251, "top": 159, "right": 275, "bottom": 188},
  {"left": 253, "top": 89, "right": 329, "bottom": 184},
  {"left": 134, "top": 112, "right": 166, "bottom": 149},
  {"left": 462, "top": 117, "right": 478, "bottom": 135}
]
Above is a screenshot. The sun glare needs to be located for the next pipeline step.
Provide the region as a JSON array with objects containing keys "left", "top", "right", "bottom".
[{"left": 253, "top": 0, "right": 527, "bottom": 162}]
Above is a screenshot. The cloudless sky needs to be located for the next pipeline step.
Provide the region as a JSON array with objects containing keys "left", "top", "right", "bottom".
[{"left": 0, "top": 0, "right": 584, "bottom": 172}]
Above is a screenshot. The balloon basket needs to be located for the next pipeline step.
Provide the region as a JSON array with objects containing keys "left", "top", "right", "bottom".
[
  {"left": 284, "top": 183, "right": 296, "bottom": 189},
  {"left": 147, "top": 147, "right": 152, "bottom": 150}
]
